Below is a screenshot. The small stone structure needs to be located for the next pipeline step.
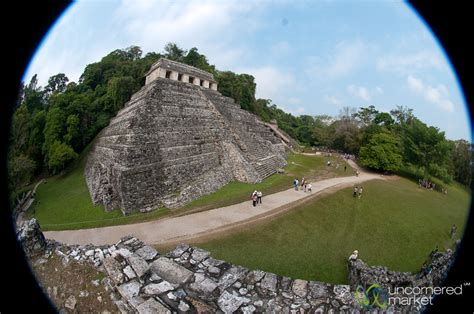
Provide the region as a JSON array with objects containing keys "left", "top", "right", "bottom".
[
  {"left": 145, "top": 58, "right": 218, "bottom": 90},
  {"left": 17, "top": 218, "right": 47, "bottom": 256},
  {"left": 23, "top": 219, "right": 456, "bottom": 313},
  {"left": 85, "top": 59, "right": 288, "bottom": 214},
  {"left": 347, "top": 246, "right": 457, "bottom": 312}
]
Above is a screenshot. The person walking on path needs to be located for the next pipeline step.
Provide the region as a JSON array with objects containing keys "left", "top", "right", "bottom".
[
  {"left": 294, "top": 178, "right": 299, "bottom": 191},
  {"left": 257, "top": 191, "right": 263, "bottom": 204},
  {"left": 356, "top": 170, "right": 360, "bottom": 177},
  {"left": 301, "top": 177, "right": 305, "bottom": 190},
  {"left": 358, "top": 186, "right": 363, "bottom": 199},
  {"left": 251, "top": 191, "right": 258, "bottom": 207}
]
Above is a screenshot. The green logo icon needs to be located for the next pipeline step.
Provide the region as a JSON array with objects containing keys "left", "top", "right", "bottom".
[{"left": 355, "top": 284, "right": 388, "bottom": 309}]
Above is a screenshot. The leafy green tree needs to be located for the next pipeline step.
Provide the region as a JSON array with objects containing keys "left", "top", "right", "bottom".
[
  {"left": 107, "top": 76, "right": 137, "bottom": 111},
  {"left": 373, "top": 112, "right": 394, "bottom": 126},
  {"left": 64, "top": 114, "right": 81, "bottom": 150},
  {"left": 28, "top": 109, "right": 46, "bottom": 164},
  {"left": 23, "top": 74, "right": 46, "bottom": 113},
  {"left": 451, "top": 139, "right": 472, "bottom": 186},
  {"left": 8, "top": 154, "right": 36, "bottom": 188},
  {"left": 45, "top": 73, "right": 69, "bottom": 95},
  {"left": 359, "top": 131, "right": 403, "bottom": 171},
  {"left": 43, "top": 105, "right": 66, "bottom": 155},
  {"left": 163, "top": 42, "right": 186, "bottom": 62},
  {"left": 47, "top": 140, "right": 78, "bottom": 174},
  {"left": 183, "top": 47, "right": 216, "bottom": 74},
  {"left": 9, "top": 104, "right": 30, "bottom": 153},
  {"left": 354, "top": 105, "right": 378, "bottom": 126}
]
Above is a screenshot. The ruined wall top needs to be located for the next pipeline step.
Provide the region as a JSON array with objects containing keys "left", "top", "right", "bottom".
[{"left": 145, "top": 58, "right": 217, "bottom": 89}]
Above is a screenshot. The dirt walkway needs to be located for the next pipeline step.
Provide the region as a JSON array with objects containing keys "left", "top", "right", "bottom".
[{"left": 45, "top": 158, "right": 382, "bottom": 246}]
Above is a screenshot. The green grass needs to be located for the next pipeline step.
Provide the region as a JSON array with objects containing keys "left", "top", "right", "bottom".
[
  {"left": 192, "top": 177, "right": 471, "bottom": 284},
  {"left": 178, "top": 152, "right": 354, "bottom": 214},
  {"left": 28, "top": 145, "right": 171, "bottom": 231},
  {"left": 29, "top": 149, "right": 352, "bottom": 230}
]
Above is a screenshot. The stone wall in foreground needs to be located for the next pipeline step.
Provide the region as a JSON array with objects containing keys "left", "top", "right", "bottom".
[{"left": 20, "top": 220, "right": 456, "bottom": 313}]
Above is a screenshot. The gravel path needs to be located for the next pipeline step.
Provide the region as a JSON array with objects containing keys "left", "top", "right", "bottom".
[{"left": 45, "top": 159, "right": 382, "bottom": 246}]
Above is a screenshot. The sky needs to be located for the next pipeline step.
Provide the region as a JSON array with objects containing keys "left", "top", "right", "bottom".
[{"left": 24, "top": 0, "right": 471, "bottom": 141}]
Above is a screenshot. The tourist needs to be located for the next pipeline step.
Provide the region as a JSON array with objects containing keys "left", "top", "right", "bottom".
[
  {"left": 294, "top": 178, "right": 299, "bottom": 191},
  {"left": 301, "top": 177, "right": 305, "bottom": 190},
  {"left": 355, "top": 170, "right": 360, "bottom": 177},
  {"left": 344, "top": 165, "right": 347, "bottom": 172},
  {"left": 257, "top": 191, "right": 263, "bottom": 204},
  {"left": 303, "top": 182, "right": 307, "bottom": 192},
  {"left": 353, "top": 186, "right": 358, "bottom": 198},
  {"left": 450, "top": 224, "right": 457, "bottom": 239},
  {"left": 327, "top": 160, "right": 331, "bottom": 166},
  {"left": 251, "top": 192, "right": 257, "bottom": 207},
  {"left": 307, "top": 183, "right": 312, "bottom": 193},
  {"left": 358, "top": 186, "right": 363, "bottom": 199}
]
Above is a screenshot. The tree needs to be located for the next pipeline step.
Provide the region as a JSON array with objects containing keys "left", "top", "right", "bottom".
[
  {"left": 45, "top": 73, "right": 69, "bottom": 95},
  {"left": 183, "top": 47, "right": 216, "bottom": 74},
  {"left": 8, "top": 154, "right": 36, "bottom": 188},
  {"left": 64, "top": 114, "right": 81, "bottom": 150},
  {"left": 354, "top": 105, "right": 378, "bottom": 126},
  {"left": 107, "top": 76, "right": 137, "bottom": 111},
  {"left": 9, "top": 104, "right": 30, "bottom": 153},
  {"left": 359, "top": 131, "right": 403, "bottom": 171},
  {"left": 47, "top": 140, "right": 78, "bottom": 174},
  {"left": 23, "top": 74, "right": 46, "bottom": 112},
  {"left": 451, "top": 139, "right": 472, "bottom": 186},
  {"left": 43, "top": 105, "right": 66, "bottom": 155},
  {"left": 373, "top": 112, "right": 394, "bottom": 126},
  {"left": 163, "top": 42, "right": 186, "bottom": 62},
  {"left": 390, "top": 105, "right": 414, "bottom": 125}
]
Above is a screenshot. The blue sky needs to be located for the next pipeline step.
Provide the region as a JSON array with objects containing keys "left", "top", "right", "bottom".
[{"left": 24, "top": 0, "right": 471, "bottom": 141}]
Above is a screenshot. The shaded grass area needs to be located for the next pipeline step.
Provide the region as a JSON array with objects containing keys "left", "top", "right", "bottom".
[
  {"left": 192, "top": 178, "right": 471, "bottom": 284},
  {"left": 29, "top": 150, "right": 352, "bottom": 231},
  {"left": 28, "top": 146, "right": 170, "bottom": 231}
]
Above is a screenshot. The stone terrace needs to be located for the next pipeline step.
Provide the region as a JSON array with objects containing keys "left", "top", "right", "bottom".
[{"left": 86, "top": 61, "right": 287, "bottom": 215}]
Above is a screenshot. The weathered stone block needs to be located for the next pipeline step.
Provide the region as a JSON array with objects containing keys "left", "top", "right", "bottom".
[{"left": 150, "top": 257, "right": 193, "bottom": 285}]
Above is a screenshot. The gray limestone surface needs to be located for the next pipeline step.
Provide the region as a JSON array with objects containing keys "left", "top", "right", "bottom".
[
  {"left": 85, "top": 62, "right": 288, "bottom": 215},
  {"left": 30, "top": 221, "right": 456, "bottom": 313}
]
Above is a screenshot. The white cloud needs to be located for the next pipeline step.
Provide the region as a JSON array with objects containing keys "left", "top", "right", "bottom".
[
  {"left": 347, "top": 85, "right": 371, "bottom": 101},
  {"left": 325, "top": 95, "right": 343, "bottom": 107},
  {"left": 24, "top": 0, "right": 262, "bottom": 85},
  {"left": 238, "top": 66, "right": 296, "bottom": 102},
  {"left": 407, "top": 75, "right": 455, "bottom": 112},
  {"left": 375, "top": 86, "right": 384, "bottom": 94},
  {"left": 306, "top": 39, "right": 370, "bottom": 80},
  {"left": 114, "top": 0, "right": 259, "bottom": 69},
  {"left": 377, "top": 51, "right": 444, "bottom": 74},
  {"left": 407, "top": 75, "right": 424, "bottom": 92}
]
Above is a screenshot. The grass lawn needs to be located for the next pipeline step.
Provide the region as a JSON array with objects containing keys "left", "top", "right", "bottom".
[
  {"left": 28, "top": 147, "right": 171, "bottom": 231},
  {"left": 177, "top": 152, "right": 354, "bottom": 214},
  {"left": 191, "top": 177, "right": 471, "bottom": 284},
  {"left": 29, "top": 150, "right": 353, "bottom": 230}
]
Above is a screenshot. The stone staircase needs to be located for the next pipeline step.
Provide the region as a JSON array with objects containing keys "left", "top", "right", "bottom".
[{"left": 252, "top": 155, "right": 286, "bottom": 180}]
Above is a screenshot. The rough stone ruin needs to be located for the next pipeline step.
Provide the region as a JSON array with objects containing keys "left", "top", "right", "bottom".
[
  {"left": 85, "top": 58, "right": 288, "bottom": 214},
  {"left": 19, "top": 219, "right": 456, "bottom": 313}
]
